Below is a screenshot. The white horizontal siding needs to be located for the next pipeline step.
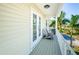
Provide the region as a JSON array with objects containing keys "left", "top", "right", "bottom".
[{"left": 0, "top": 4, "right": 31, "bottom": 54}]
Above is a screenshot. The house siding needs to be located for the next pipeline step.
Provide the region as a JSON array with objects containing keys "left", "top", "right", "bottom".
[
  {"left": 0, "top": 4, "right": 31, "bottom": 54},
  {"left": 0, "top": 3, "right": 46, "bottom": 54}
]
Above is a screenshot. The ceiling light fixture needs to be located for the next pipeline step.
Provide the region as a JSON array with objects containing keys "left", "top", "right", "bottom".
[{"left": 44, "top": 4, "right": 50, "bottom": 9}]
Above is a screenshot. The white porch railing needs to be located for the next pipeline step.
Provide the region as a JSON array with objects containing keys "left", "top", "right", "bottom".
[{"left": 56, "top": 29, "right": 76, "bottom": 55}]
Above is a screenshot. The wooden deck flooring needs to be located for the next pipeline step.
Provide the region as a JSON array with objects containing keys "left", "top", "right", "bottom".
[{"left": 30, "top": 35, "right": 61, "bottom": 55}]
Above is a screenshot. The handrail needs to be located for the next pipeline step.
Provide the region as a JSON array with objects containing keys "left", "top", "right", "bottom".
[{"left": 56, "top": 29, "right": 76, "bottom": 55}]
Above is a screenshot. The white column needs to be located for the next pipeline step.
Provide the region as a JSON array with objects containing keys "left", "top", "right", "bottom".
[
  {"left": 55, "top": 17, "right": 57, "bottom": 30},
  {"left": 46, "top": 19, "right": 49, "bottom": 31},
  {"left": 55, "top": 17, "right": 58, "bottom": 35}
]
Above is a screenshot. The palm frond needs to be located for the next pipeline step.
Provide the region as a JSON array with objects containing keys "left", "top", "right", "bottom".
[{"left": 49, "top": 20, "right": 55, "bottom": 27}]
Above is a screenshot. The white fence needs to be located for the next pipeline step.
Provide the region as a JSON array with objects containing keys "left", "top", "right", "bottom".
[{"left": 56, "top": 29, "right": 76, "bottom": 55}]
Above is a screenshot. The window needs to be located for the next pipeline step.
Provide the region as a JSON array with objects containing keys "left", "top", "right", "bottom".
[
  {"left": 39, "top": 17, "right": 41, "bottom": 36},
  {"left": 33, "top": 14, "right": 37, "bottom": 42}
]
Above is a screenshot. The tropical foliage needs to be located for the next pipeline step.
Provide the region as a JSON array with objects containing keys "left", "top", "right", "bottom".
[
  {"left": 62, "top": 18, "right": 70, "bottom": 25},
  {"left": 69, "top": 15, "right": 79, "bottom": 46},
  {"left": 57, "top": 11, "right": 65, "bottom": 32},
  {"left": 57, "top": 11, "right": 79, "bottom": 47},
  {"left": 49, "top": 20, "right": 55, "bottom": 27}
]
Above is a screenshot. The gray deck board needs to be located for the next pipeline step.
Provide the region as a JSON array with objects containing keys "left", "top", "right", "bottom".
[{"left": 30, "top": 35, "right": 61, "bottom": 55}]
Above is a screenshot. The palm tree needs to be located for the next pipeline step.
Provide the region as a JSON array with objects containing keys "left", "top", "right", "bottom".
[
  {"left": 62, "top": 18, "right": 70, "bottom": 25},
  {"left": 70, "top": 15, "right": 79, "bottom": 47},
  {"left": 49, "top": 20, "right": 55, "bottom": 28},
  {"left": 62, "top": 18, "right": 70, "bottom": 33},
  {"left": 49, "top": 20, "right": 56, "bottom": 35},
  {"left": 74, "top": 24, "right": 79, "bottom": 33},
  {"left": 57, "top": 11, "right": 65, "bottom": 32}
]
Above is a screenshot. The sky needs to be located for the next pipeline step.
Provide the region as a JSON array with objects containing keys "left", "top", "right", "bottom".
[{"left": 62, "top": 3, "right": 79, "bottom": 20}]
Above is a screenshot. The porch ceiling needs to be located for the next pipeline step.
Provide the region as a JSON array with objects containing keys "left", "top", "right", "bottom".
[{"left": 35, "top": 3, "right": 63, "bottom": 18}]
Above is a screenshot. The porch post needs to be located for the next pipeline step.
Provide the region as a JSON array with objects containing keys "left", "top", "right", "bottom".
[{"left": 55, "top": 17, "right": 57, "bottom": 30}]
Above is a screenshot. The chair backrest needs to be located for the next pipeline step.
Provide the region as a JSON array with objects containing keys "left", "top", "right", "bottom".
[
  {"left": 42, "top": 29, "right": 48, "bottom": 36},
  {"left": 43, "top": 28, "right": 52, "bottom": 35}
]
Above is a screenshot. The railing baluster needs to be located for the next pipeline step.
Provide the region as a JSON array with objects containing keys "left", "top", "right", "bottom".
[{"left": 56, "top": 29, "right": 76, "bottom": 55}]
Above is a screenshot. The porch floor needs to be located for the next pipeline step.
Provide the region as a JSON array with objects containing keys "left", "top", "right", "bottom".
[{"left": 30, "top": 35, "right": 61, "bottom": 55}]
